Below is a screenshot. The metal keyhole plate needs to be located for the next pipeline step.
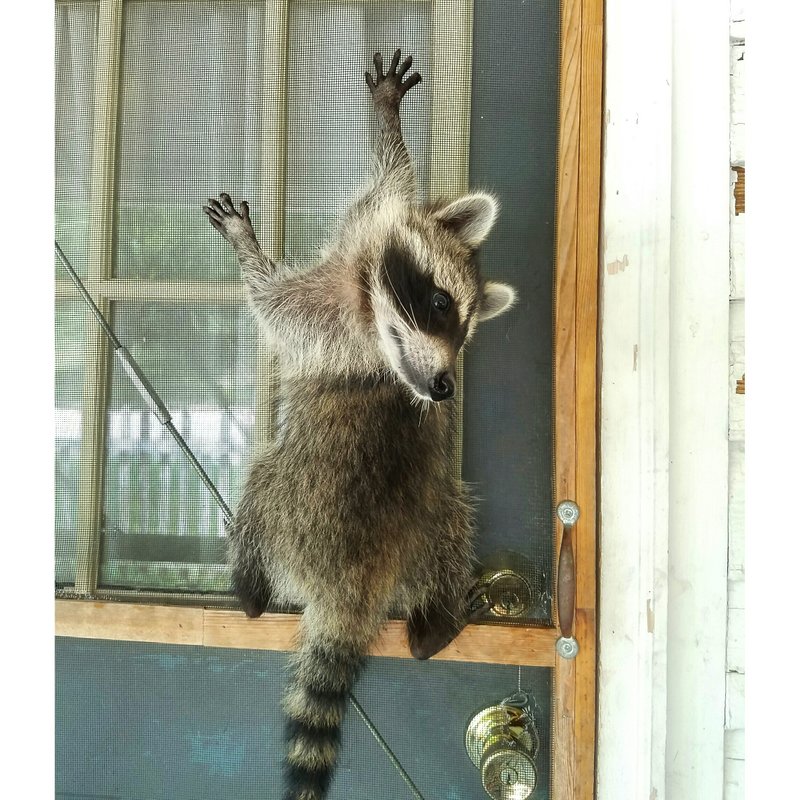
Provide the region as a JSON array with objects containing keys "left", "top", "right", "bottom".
[{"left": 482, "top": 747, "right": 537, "bottom": 800}]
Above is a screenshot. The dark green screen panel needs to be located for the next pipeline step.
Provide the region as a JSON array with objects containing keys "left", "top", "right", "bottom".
[
  {"left": 463, "top": 0, "right": 561, "bottom": 624},
  {"left": 56, "top": 638, "right": 552, "bottom": 800}
]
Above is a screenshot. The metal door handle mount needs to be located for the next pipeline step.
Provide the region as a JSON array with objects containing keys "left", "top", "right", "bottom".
[{"left": 556, "top": 500, "right": 580, "bottom": 659}]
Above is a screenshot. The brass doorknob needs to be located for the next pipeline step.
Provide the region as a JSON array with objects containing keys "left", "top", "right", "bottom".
[{"left": 466, "top": 703, "right": 539, "bottom": 800}]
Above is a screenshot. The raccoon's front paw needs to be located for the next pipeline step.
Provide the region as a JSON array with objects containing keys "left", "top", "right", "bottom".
[
  {"left": 203, "top": 193, "right": 257, "bottom": 247},
  {"left": 365, "top": 49, "right": 421, "bottom": 108}
]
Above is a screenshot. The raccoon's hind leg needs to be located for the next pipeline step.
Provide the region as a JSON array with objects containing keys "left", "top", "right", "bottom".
[
  {"left": 231, "top": 553, "right": 272, "bottom": 619},
  {"left": 407, "top": 583, "right": 493, "bottom": 660},
  {"left": 407, "top": 507, "right": 486, "bottom": 661},
  {"left": 228, "top": 523, "right": 273, "bottom": 618},
  {"left": 407, "top": 588, "right": 471, "bottom": 661}
]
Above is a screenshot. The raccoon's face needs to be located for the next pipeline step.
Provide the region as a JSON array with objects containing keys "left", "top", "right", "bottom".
[{"left": 371, "top": 192, "right": 516, "bottom": 402}]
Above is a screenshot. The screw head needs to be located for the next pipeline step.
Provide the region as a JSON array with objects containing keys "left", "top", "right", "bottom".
[
  {"left": 556, "top": 636, "right": 579, "bottom": 659},
  {"left": 557, "top": 500, "right": 580, "bottom": 526}
]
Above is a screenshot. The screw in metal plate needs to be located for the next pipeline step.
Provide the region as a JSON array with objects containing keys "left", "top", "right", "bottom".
[
  {"left": 556, "top": 500, "right": 580, "bottom": 526},
  {"left": 556, "top": 636, "right": 579, "bottom": 660}
]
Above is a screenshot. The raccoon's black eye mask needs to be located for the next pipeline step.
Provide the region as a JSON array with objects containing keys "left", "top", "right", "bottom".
[{"left": 381, "top": 243, "right": 466, "bottom": 346}]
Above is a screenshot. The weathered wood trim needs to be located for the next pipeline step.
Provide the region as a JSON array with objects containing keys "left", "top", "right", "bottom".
[
  {"left": 599, "top": 1, "right": 731, "bottom": 799},
  {"left": 574, "top": 0, "right": 602, "bottom": 794},
  {"left": 552, "top": 0, "right": 601, "bottom": 798},
  {"left": 732, "top": 166, "right": 745, "bottom": 215},
  {"left": 55, "top": 600, "right": 558, "bottom": 667},
  {"left": 56, "top": 599, "right": 204, "bottom": 645}
]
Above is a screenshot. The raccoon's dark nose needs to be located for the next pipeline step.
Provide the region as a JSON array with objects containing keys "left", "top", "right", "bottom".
[{"left": 429, "top": 372, "right": 455, "bottom": 401}]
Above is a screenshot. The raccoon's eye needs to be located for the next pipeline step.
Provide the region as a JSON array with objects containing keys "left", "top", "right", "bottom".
[{"left": 432, "top": 291, "right": 451, "bottom": 313}]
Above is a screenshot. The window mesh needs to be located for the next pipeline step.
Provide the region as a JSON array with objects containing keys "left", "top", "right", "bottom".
[
  {"left": 100, "top": 302, "right": 257, "bottom": 592},
  {"left": 285, "top": 1, "right": 433, "bottom": 258},
  {"left": 55, "top": 0, "right": 98, "bottom": 281},
  {"left": 115, "top": 0, "right": 268, "bottom": 282},
  {"left": 55, "top": 0, "right": 559, "bottom": 621},
  {"left": 55, "top": 301, "right": 88, "bottom": 586}
]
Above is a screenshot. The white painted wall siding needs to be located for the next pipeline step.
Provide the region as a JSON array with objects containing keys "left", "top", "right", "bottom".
[
  {"left": 665, "top": 2, "right": 731, "bottom": 795},
  {"left": 598, "top": 1, "right": 737, "bottom": 798},
  {"left": 724, "top": 2, "right": 745, "bottom": 797},
  {"left": 596, "top": 2, "right": 672, "bottom": 797}
]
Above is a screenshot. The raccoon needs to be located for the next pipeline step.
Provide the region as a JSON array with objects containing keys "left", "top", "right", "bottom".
[{"left": 203, "top": 49, "right": 515, "bottom": 800}]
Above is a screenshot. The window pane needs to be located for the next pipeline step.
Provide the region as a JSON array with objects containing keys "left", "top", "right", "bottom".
[
  {"left": 55, "top": 1, "right": 99, "bottom": 280},
  {"left": 56, "top": 301, "right": 88, "bottom": 586},
  {"left": 114, "top": 0, "right": 266, "bottom": 281},
  {"left": 285, "top": 1, "right": 433, "bottom": 258},
  {"left": 100, "top": 303, "right": 257, "bottom": 592}
]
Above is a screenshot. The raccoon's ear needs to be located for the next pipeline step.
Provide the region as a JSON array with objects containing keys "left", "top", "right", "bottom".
[
  {"left": 432, "top": 192, "right": 499, "bottom": 248},
  {"left": 477, "top": 281, "right": 516, "bottom": 321}
]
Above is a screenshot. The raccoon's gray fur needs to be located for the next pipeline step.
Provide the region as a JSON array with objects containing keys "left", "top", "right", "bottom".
[{"left": 203, "top": 49, "right": 515, "bottom": 800}]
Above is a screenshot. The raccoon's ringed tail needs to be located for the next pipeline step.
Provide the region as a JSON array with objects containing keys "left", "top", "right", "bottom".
[{"left": 282, "top": 639, "right": 364, "bottom": 800}]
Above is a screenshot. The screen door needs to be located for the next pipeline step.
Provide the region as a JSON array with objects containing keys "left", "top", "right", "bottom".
[{"left": 55, "top": 1, "right": 600, "bottom": 798}]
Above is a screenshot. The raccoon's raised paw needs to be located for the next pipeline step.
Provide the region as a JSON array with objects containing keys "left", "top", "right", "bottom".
[
  {"left": 203, "top": 193, "right": 256, "bottom": 246},
  {"left": 365, "top": 49, "right": 421, "bottom": 107}
]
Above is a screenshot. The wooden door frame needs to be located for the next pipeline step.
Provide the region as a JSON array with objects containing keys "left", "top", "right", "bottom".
[
  {"left": 552, "top": 0, "right": 602, "bottom": 798},
  {"left": 56, "top": 1, "right": 604, "bottom": 797}
]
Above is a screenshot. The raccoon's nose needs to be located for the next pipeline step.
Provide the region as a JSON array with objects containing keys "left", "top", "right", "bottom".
[{"left": 429, "top": 372, "right": 455, "bottom": 402}]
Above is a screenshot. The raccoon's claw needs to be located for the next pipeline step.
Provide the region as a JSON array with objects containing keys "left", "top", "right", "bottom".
[
  {"left": 466, "top": 583, "right": 495, "bottom": 620},
  {"left": 365, "top": 48, "right": 421, "bottom": 103}
]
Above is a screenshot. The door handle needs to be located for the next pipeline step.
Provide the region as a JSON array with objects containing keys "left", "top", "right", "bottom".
[{"left": 556, "top": 500, "right": 580, "bottom": 659}]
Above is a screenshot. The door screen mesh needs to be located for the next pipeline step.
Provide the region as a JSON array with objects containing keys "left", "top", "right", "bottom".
[
  {"left": 57, "top": 637, "right": 553, "bottom": 800},
  {"left": 55, "top": 0, "right": 559, "bottom": 620}
]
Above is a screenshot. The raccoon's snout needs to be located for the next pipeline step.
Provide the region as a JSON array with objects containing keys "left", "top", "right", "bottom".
[{"left": 428, "top": 372, "right": 455, "bottom": 402}]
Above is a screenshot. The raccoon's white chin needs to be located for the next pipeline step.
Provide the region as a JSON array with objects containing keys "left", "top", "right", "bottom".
[{"left": 377, "top": 323, "right": 432, "bottom": 401}]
